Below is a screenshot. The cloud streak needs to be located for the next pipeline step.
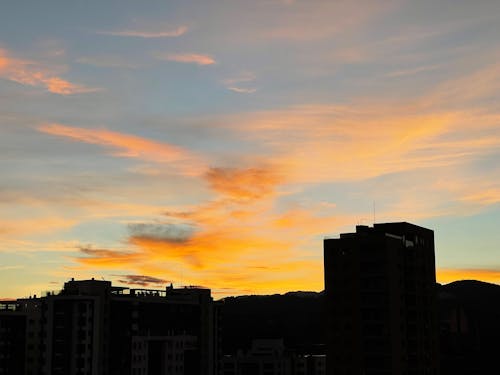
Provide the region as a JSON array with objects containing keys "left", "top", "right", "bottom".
[
  {"left": 114, "top": 274, "right": 168, "bottom": 286},
  {"left": 75, "top": 56, "right": 138, "bottom": 69},
  {"left": 226, "top": 87, "right": 257, "bottom": 94},
  {"left": 77, "top": 246, "right": 141, "bottom": 268},
  {"left": 128, "top": 223, "right": 195, "bottom": 243},
  {"left": 205, "top": 167, "right": 282, "bottom": 201},
  {"left": 223, "top": 72, "right": 257, "bottom": 93},
  {"left": 0, "top": 48, "right": 99, "bottom": 95},
  {"left": 97, "top": 26, "right": 188, "bottom": 38},
  {"left": 157, "top": 53, "right": 216, "bottom": 65},
  {"left": 38, "top": 123, "right": 206, "bottom": 176}
]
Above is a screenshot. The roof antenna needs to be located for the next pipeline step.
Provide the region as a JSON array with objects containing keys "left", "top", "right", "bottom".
[{"left": 373, "top": 201, "right": 376, "bottom": 225}]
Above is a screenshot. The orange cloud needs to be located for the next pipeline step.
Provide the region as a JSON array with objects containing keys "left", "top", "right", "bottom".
[
  {"left": 0, "top": 48, "right": 98, "bottom": 95},
  {"left": 421, "top": 60, "right": 500, "bottom": 110},
  {"left": 158, "top": 53, "right": 216, "bottom": 65},
  {"left": 260, "top": 1, "right": 392, "bottom": 41},
  {"left": 119, "top": 232, "right": 323, "bottom": 296},
  {"left": 272, "top": 207, "right": 340, "bottom": 234},
  {"left": 0, "top": 217, "right": 77, "bottom": 238},
  {"left": 129, "top": 225, "right": 291, "bottom": 270},
  {"left": 460, "top": 188, "right": 500, "bottom": 206},
  {"left": 38, "top": 123, "right": 205, "bottom": 175},
  {"left": 77, "top": 246, "right": 142, "bottom": 268},
  {"left": 216, "top": 103, "right": 500, "bottom": 190},
  {"left": 205, "top": 167, "right": 282, "bottom": 201},
  {"left": 56, "top": 96, "right": 500, "bottom": 296}
]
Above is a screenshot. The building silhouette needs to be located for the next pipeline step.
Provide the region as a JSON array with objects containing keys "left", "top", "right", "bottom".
[
  {"left": 0, "top": 302, "right": 28, "bottom": 374},
  {"left": 221, "top": 339, "right": 326, "bottom": 375},
  {"left": 0, "top": 279, "right": 217, "bottom": 375},
  {"left": 324, "top": 222, "right": 439, "bottom": 375}
]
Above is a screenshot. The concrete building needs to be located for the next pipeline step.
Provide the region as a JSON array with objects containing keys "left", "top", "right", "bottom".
[
  {"left": 324, "top": 222, "right": 439, "bottom": 375},
  {"left": 131, "top": 334, "right": 197, "bottom": 375},
  {"left": 0, "top": 299, "right": 41, "bottom": 375},
  {"left": 0, "top": 279, "right": 217, "bottom": 375},
  {"left": 108, "top": 284, "right": 216, "bottom": 375},
  {"left": 221, "top": 339, "right": 326, "bottom": 375},
  {"left": 0, "top": 301, "right": 27, "bottom": 375}
]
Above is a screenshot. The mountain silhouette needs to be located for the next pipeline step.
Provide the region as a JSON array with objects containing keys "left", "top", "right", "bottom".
[{"left": 219, "top": 281, "right": 500, "bottom": 373}]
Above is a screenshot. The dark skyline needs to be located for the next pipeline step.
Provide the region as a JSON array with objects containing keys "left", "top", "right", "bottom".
[{"left": 2, "top": 220, "right": 500, "bottom": 374}]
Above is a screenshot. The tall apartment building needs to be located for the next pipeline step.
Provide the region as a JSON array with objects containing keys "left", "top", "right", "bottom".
[
  {"left": 324, "top": 222, "right": 439, "bottom": 375},
  {"left": 0, "top": 279, "right": 217, "bottom": 375},
  {"left": 0, "top": 302, "right": 27, "bottom": 374},
  {"left": 0, "top": 299, "right": 41, "bottom": 375}
]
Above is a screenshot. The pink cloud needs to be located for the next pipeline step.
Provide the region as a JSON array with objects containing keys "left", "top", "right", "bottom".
[
  {"left": 38, "top": 123, "right": 206, "bottom": 176},
  {"left": 158, "top": 53, "right": 216, "bottom": 65},
  {"left": 0, "top": 48, "right": 99, "bottom": 95}
]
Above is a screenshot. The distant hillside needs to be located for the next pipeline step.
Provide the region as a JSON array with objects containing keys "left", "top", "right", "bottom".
[
  {"left": 440, "top": 279, "right": 500, "bottom": 305},
  {"left": 219, "top": 291, "right": 324, "bottom": 354},
  {"left": 438, "top": 280, "right": 500, "bottom": 373},
  {"left": 439, "top": 280, "right": 500, "bottom": 343},
  {"left": 218, "top": 281, "right": 500, "bottom": 359}
]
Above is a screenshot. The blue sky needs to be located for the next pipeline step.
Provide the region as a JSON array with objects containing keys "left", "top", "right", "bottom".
[{"left": 1, "top": 0, "right": 500, "bottom": 297}]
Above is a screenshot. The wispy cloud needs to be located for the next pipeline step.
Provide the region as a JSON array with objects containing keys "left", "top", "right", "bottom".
[
  {"left": 114, "top": 274, "right": 168, "bottom": 286},
  {"left": 386, "top": 64, "right": 442, "bottom": 78},
  {"left": 226, "top": 86, "right": 257, "bottom": 94},
  {"left": 0, "top": 48, "right": 99, "bottom": 95},
  {"left": 128, "top": 223, "right": 195, "bottom": 243},
  {"left": 0, "top": 265, "right": 24, "bottom": 271},
  {"left": 223, "top": 72, "right": 256, "bottom": 85},
  {"left": 97, "top": 25, "right": 188, "bottom": 38},
  {"left": 205, "top": 167, "right": 281, "bottom": 201},
  {"left": 260, "top": 1, "right": 392, "bottom": 41},
  {"left": 157, "top": 53, "right": 216, "bottom": 65},
  {"left": 77, "top": 246, "right": 141, "bottom": 268},
  {"left": 223, "top": 72, "right": 257, "bottom": 93},
  {"left": 38, "top": 123, "right": 206, "bottom": 176},
  {"left": 460, "top": 188, "right": 500, "bottom": 206},
  {"left": 0, "top": 217, "right": 78, "bottom": 237},
  {"left": 75, "top": 56, "right": 138, "bottom": 69}
]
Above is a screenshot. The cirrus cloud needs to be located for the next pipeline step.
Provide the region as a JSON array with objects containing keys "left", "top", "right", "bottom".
[
  {"left": 114, "top": 274, "right": 169, "bottom": 286},
  {"left": 38, "top": 123, "right": 206, "bottom": 176},
  {"left": 97, "top": 25, "right": 188, "bottom": 38},
  {"left": 157, "top": 53, "right": 216, "bottom": 65},
  {"left": 0, "top": 47, "right": 99, "bottom": 95}
]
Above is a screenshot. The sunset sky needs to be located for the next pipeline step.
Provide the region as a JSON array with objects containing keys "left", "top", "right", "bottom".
[{"left": 1, "top": 0, "right": 500, "bottom": 298}]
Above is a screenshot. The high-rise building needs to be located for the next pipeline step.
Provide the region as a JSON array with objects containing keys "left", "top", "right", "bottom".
[{"left": 324, "top": 222, "right": 439, "bottom": 375}]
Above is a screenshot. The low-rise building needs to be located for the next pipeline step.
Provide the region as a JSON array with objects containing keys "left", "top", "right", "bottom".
[{"left": 221, "top": 339, "right": 325, "bottom": 375}]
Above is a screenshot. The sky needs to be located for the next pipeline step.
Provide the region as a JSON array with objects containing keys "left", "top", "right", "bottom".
[{"left": 1, "top": 0, "right": 500, "bottom": 298}]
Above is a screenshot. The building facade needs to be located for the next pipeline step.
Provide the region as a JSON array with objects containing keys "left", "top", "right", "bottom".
[
  {"left": 0, "top": 279, "right": 217, "bottom": 375},
  {"left": 221, "top": 339, "right": 326, "bottom": 375},
  {"left": 324, "top": 222, "right": 439, "bottom": 375}
]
